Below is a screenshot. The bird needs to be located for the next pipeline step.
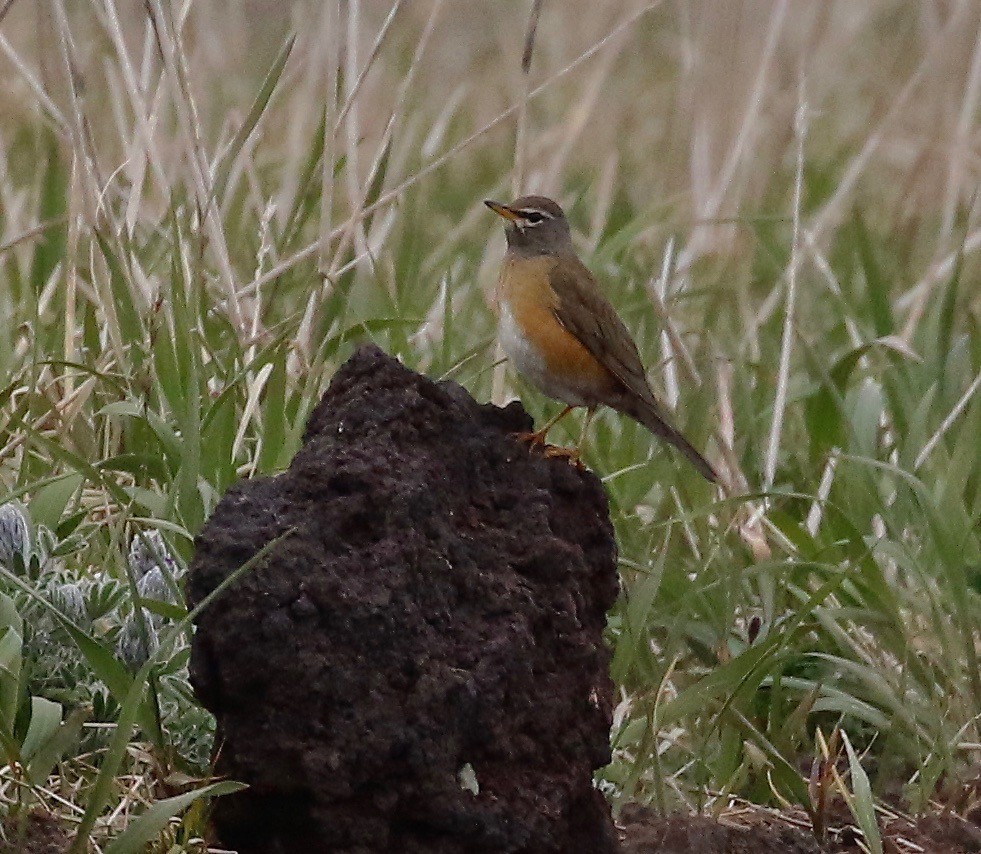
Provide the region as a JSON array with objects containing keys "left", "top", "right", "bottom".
[{"left": 485, "top": 194, "right": 718, "bottom": 483}]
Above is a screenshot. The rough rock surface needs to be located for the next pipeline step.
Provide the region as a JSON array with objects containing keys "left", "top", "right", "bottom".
[{"left": 188, "top": 344, "right": 620, "bottom": 853}]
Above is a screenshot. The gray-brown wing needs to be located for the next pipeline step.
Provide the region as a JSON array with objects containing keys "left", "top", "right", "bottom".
[
  {"left": 548, "top": 257, "right": 657, "bottom": 407},
  {"left": 548, "top": 257, "right": 720, "bottom": 483}
]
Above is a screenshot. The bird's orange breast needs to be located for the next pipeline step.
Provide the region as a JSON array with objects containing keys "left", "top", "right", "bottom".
[{"left": 497, "top": 256, "right": 615, "bottom": 396}]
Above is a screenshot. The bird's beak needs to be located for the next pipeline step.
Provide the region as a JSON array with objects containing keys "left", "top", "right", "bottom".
[{"left": 484, "top": 200, "right": 522, "bottom": 223}]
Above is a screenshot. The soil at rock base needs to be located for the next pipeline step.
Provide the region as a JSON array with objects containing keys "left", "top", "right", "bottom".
[
  {"left": 188, "top": 344, "right": 621, "bottom": 853},
  {"left": 617, "top": 802, "right": 981, "bottom": 853},
  {"left": 0, "top": 811, "right": 71, "bottom": 854},
  {"left": 0, "top": 801, "right": 975, "bottom": 851}
]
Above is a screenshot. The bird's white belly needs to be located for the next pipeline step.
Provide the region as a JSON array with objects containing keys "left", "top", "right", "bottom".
[{"left": 498, "top": 303, "right": 589, "bottom": 407}]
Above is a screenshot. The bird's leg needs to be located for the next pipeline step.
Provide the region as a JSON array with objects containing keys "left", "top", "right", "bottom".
[
  {"left": 512, "top": 405, "right": 574, "bottom": 448},
  {"left": 543, "top": 406, "right": 596, "bottom": 468},
  {"left": 578, "top": 405, "right": 597, "bottom": 455}
]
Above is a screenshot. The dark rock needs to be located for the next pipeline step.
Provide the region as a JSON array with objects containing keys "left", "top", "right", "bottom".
[{"left": 188, "top": 345, "right": 620, "bottom": 853}]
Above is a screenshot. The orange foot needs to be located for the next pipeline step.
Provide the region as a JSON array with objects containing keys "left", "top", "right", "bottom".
[
  {"left": 543, "top": 444, "right": 585, "bottom": 470},
  {"left": 510, "top": 432, "right": 585, "bottom": 469},
  {"left": 511, "top": 429, "right": 549, "bottom": 448}
]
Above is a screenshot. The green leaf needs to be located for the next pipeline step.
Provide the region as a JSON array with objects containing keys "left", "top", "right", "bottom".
[
  {"left": 94, "top": 231, "right": 144, "bottom": 351},
  {"left": 104, "top": 780, "right": 247, "bottom": 854},
  {"left": 842, "top": 731, "right": 882, "bottom": 854},
  {"left": 99, "top": 400, "right": 182, "bottom": 464},
  {"left": 25, "top": 703, "right": 88, "bottom": 786},
  {"left": 212, "top": 33, "right": 295, "bottom": 205},
  {"left": 258, "top": 348, "right": 288, "bottom": 473},
  {"left": 0, "top": 566, "right": 160, "bottom": 743},
  {"left": 152, "top": 312, "right": 185, "bottom": 421},
  {"left": 658, "top": 631, "right": 786, "bottom": 727},
  {"left": 70, "top": 664, "right": 149, "bottom": 853},
  {"left": 729, "top": 708, "right": 811, "bottom": 806},
  {"left": 849, "top": 378, "right": 884, "bottom": 458},
  {"left": 97, "top": 453, "right": 171, "bottom": 482},
  {"left": 29, "top": 472, "right": 83, "bottom": 530},
  {"left": 0, "top": 593, "right": 23, "bottom": 735},
  {"left": 29, "top": 134, "right": 67, "bottom": 297},
  {"left": 852, "top": 210, "right": 893, "bottom": 338},
  {"left": 20, "top": 696, "right": 62, "bottom": 762},
  {"left": 281, "top": 108, "right": 329, "bottom": 247},
  {"left": 55, "top": 509, "right": 88, "bottom": 540},
  {"left": 611, "top": 539, "right": 668, "bottom": 685},
  {"left": 804, "top": 336, "right": 920, "bottom": 457},
  {"left": 917, "top": 235, "right": 964, "bottom": 387}
]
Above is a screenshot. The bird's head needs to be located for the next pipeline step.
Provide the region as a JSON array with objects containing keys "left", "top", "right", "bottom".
[{"left": 484, "top": 195, "right": 573, "bottom": 256}]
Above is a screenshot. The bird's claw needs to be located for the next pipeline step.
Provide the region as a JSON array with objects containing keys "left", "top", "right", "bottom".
[
  {"left": 511, "top": 429, "right": 549, "bottom": 447},
  {"left": 510, "top": 432, "right": 585, "bottom": 470},
  {"left": 542, "top": 444, "right": 585, "bottom": 470}
]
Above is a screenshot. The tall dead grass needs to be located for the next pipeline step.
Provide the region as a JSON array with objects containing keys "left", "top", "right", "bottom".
[{"left": 2, "top": 2, "right": 978, "bottom": 247}]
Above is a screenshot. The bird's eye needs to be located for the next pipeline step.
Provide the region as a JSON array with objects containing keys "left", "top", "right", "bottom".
[{"left": 524, "top": 211, "right": 544, "bottom": 224}]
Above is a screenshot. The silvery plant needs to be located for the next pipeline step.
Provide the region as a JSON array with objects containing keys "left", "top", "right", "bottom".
[
  {"left": 128, "top": 529, "right": 180, "bottom": 583},
  {"left": 0, "top": 500, "right": 67, "bottom": 582},
  {"left": 49, "top": 581, "right": 88, "bottom": 627},
  {"left": 117, "top": 529, "right": 185, "bottom": 669},
  {"left": 128, "top": 528, "right": 183, "bottom": 629},
  {"left": 0, "top": 503, "right": 210, "bottom": 765},
  {"left": 115, "top": 607, "right": 161, "bottom": 670},
  {"left": 117, "top": 530, "right": 211, "bottom": 768},
  {"left": 0, "top": 501, "right": 30, "bottom": 569},
  {"left": 0, "top": 501, "right": 103, "bottom": 708}
]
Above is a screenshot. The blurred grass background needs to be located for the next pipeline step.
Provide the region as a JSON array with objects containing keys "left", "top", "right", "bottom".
[{"left": 0, "top": 0, "right": 979, "bottom": 848}]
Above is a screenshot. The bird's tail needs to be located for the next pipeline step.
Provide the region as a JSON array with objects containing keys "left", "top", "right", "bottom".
[{"left": 631, "top": 398, "right": 719, "bottom": 484}]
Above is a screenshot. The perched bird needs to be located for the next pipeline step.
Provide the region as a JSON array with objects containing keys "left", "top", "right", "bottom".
[{"left": 485, "top": 195, "right": 718, "bottom": 483}]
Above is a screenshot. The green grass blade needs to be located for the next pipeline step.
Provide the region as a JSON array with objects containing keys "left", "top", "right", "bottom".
[
  {"left": 104, "top": 780, "right": 247, "bottom": 854},
  {"left": 69, "top": 663, "right": 150, "bottom": 853},
  {"left": 20, "top": 696, "right": 62, "bottom": 763},
  {"left": 841, "top": 731, "right": 882, "bottom": 854},
  {"left": 212, "top": 33, "right": 295, "bottom": 206},
  {"left": 0, "top": 593, "right": 23, "bottom": 735},
  {"left": 25, "top": 703, "right": 88, "bottom": 787}
]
